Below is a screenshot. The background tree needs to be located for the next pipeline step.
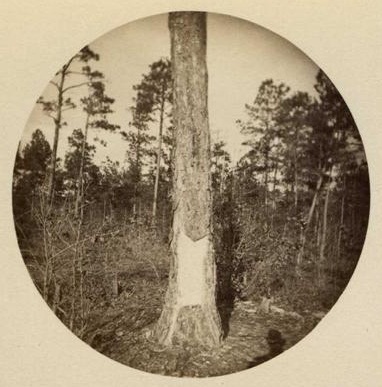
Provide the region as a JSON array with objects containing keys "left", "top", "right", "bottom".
[
  {"left": 133, "top": 59, "right": 173, "bottom": 220},
  {"left": 74, "top": 69, "right": 119, "bottom": 217},
  {"left": 211, "top": 141, "right": 231, "bottom": 195},
  {"left": 64, "top": 129, "right": 100, "bottom": 208},
  {"left": 307, "top": 69, "right": 366, "bottom": 284},
  {"left": 99, "top": 158, "right": 133, "bottom": 221},
  {"left": 122, "top": 92, "right": 156, "bottom": 218},
  {"left": 18, "top": 129, "right": 52, "bottom": 191},
  {"left": 13, "top": 129, "right": 52, "bottom": 228},
  {"left": 277, "top": 91, "right": 313, "bottom": 209},
  {"left": 38, "top": 46, "right": 100, "bottom": 204},
  {"left": 237, "top": 79, "right": 289, "bottom": 209}
]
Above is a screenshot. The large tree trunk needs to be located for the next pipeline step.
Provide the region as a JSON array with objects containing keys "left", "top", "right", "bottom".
[{"left": 153, "top": 12, "right": 222, "bottom": 348}]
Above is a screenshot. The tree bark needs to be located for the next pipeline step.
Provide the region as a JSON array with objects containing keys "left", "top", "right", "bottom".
[{"left": 153, "top": 12, "right": 222, "bottom": 348}]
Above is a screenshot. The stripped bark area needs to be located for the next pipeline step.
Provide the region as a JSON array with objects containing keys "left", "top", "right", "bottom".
[{"left": 153, "top": 12, "right": 222, "bottom": 347}]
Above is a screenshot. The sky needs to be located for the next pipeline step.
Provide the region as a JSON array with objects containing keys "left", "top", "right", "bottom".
[{"left": 22, "top": 12, "right": 319, "bottom": 167}]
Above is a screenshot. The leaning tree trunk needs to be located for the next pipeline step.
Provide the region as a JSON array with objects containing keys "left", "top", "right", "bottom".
[
  {"left": 153, "top": 12, "right": 222, "bottom": 348},
  {"left": 318, "top": 169, "right": 332, "bottom": 286},
  {"left": 296, "top": 174, "right": 323, "bottom": 271}
]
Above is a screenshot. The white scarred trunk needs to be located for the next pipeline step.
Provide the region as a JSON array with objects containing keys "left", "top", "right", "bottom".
[{"left": 176, "top": 232, "right": 209, "bottom": 307}]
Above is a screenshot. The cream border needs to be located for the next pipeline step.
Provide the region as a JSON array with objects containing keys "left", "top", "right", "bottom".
[{"left": 1, "top": 1, "right": 381, "bottom": 386}]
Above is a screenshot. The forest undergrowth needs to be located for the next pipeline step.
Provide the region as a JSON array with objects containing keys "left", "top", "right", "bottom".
[{"left": 14, "top": 188, "right": 366, "bottom": 376}]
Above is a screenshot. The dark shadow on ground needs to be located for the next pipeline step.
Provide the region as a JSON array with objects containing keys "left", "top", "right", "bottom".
[
  {"left": 216, "top": 277, "right": 235, "bottom": 338},
  {"left": 247, "top": 329, "right": 286, "bottom": 368},
  {"left": 214, "top": 197, "right": 238, "bottom": 338}
]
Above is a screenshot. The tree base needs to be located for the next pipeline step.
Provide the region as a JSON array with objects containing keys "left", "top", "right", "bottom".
[{"left": 153, "top": 304, "right": 222, "bottom": 348}]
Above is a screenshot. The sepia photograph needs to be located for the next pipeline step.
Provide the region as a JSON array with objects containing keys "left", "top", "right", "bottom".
[
  {"left": 2, "top": 2, "right": 382, "bottom": 385},
  {"left": 11, "top": 11, "right": 370, "bottom": 377}
]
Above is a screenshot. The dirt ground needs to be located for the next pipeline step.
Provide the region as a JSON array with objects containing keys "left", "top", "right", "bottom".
[{"left": 83, "top": 274, "right": 321, "bottom": 377}]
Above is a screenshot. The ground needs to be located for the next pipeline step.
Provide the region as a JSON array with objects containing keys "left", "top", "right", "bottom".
[
  {"left": 81, "top": 269, "right": 321, "bottom": 377},
  {"left": 22, "top": 220, "right": 328, "bottom": 378}
]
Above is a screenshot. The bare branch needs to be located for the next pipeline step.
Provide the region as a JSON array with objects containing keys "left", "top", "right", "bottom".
[
  {"left": 62, "top": 55, "right": 76, "bottom": 73},
  {"left": 62, "top": 82, "right": 90, "bottom": 93},
  {"left": 66, "top": 71, "right": 87, "bottom": 76},
  {"left": 49, "top": 81, "right": 60, "bottom": 90},
  {"left": 61, "top": 107, "right": 76, "bottom": 112}
]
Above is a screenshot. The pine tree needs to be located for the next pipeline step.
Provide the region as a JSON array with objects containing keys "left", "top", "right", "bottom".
[
  {"left": 38, "top": 46, "right": 100, "bottom": 204},
  {"left": 153, "top": 12, "right": 222, "bottom": 348},
  {"left": 122, "top": 92, "right": 155, "bottom": 217},
  {"left": 130, "top": 58, "right": 173, "bottom": 220},
  {"left": 74, "top": 69, "right": 119, "bottom": 217},
  {"left": 237, "top": 79, "right": 289, "bottom": 207}
]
